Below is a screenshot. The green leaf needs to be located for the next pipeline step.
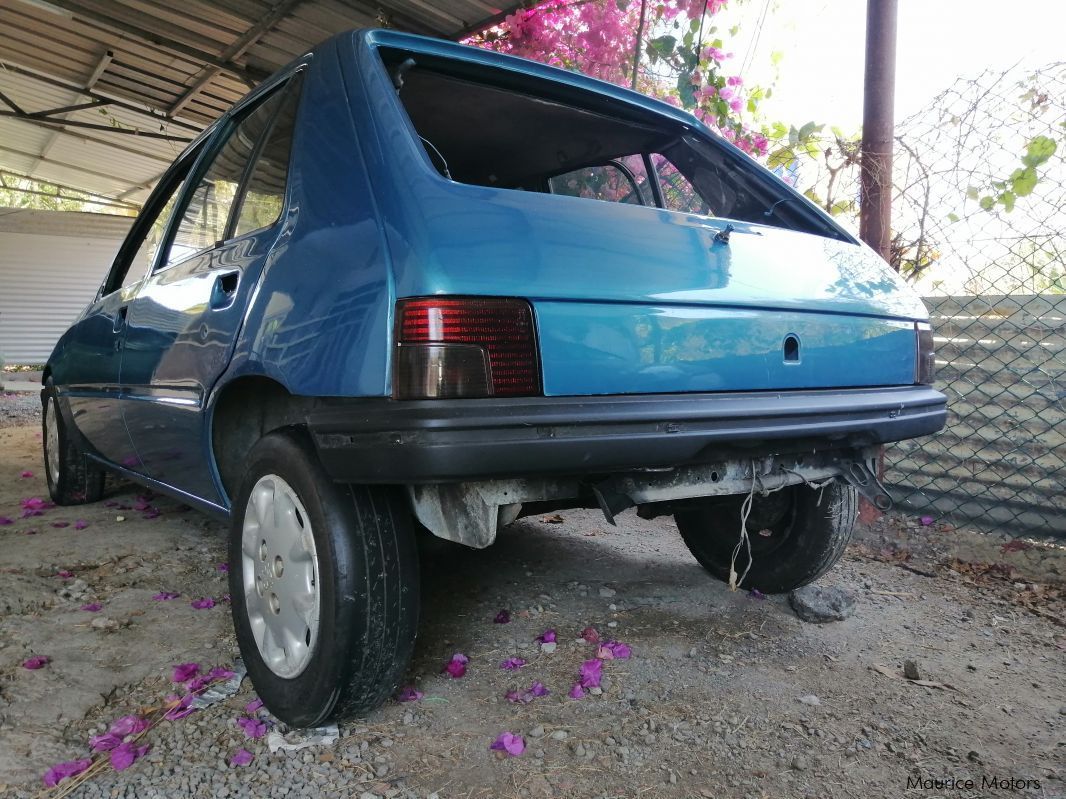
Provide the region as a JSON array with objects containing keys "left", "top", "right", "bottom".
[
  {"left": 766, "top": 147, "right": 796, "bottom": 169},
  {"left": 979, "top": 196, "right": 995, "bottom": 211},
  {"left": 947, "top": 212, "right": 960, "bottom": 223},
  {"left": 1011, "top": 166, "right": 1038, "bottom": 196},
  {"left": 788, "top": 126, "right": 799, "bottom": 147},
  {"left": 1022, "top": 135, "right": 1056, "bottom": 167},
  {"left": 689, "top": 17, "right": 701, "bottom": 32},
  {"left": 965, "top": 186, "right": 979, "bottom": 201},
  {"left": 998, "top": 191, "right": 1016, "bottom": 212},
  {"left": 648, "top": 35, "right": 677, "bottom": 59},
  {"left": 676, "top": 71, "right": 696, "bottom": 107}
]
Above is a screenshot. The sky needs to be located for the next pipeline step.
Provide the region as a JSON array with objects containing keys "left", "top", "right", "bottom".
[{"left": 720, "top": 0, "right": 1066, "bottom": 131}]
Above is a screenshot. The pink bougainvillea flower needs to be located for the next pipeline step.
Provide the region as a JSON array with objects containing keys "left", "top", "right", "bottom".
[
  {"left": 132, "top": 499, "right": 151, "bottom": 512},
  {"left": 237, "top": 716, "right": 268, "bottom": 739},
  {"left": 23, "top": 655, "right": 51, "bottom": 670},
  {"left": 581, "top": 626, "right": 600, "bottom": 644},
  {"left": 172, "top": 662, "right": 200, "bottom": 683},
  {"left": 190, "top": 597, "right": 215, "bottom": 610},
  {"left": 80, "top": 602, "right": 102, "bottom": 612},
  {"left": 163, "top": 694, "right": 196, "bottom": 721},
  {"left": 442, "top": 652, "right": 469, "bottom": 678},
  {"left": 74, "top": 520, "right": 89, "bottom": 530},
  {"left": 152, "top": 591, "right": 180, "bottom": 601},
  {"left": 51, "top": 521, "right": 70, "bottom": 528},
  {"left": 600, "top": 641, "right": 632, "bottom": 659},
  {"left": 246, "top": 698, "right": 264, "bottom": 713},
  {"left": 220, "top": 593, "right": 231, "bottom": 604},
  {"left": 142, "top": 509, "right": 161, "bottom": 520},
  {"left": 90, "top": 732, "right": 124, "bottom": 752},
  {"left": 184, "top": 675, "right": 210, "bottom": 692},
  {"left": 230, "top": 748, "right": 254, "bottom": 767},
  {"left": 500, "top": 657, "right": 526, "bottom": 670},
  {"left": 748, "top": 588, "right": 766, "bottom": 600},
  {"left": 919, "top": 515, "right": 935, "bottom": 526},
  {"left": 568, "top": 682, "right": 585, "bottom": 699},
  {"left": 21, "top": 497, "right": 48, "bottom": 510},
  {"left": 22, "top": 508, "right": 43, "bottom": 518},
  {"left": 57, "top": 569, "right": 73, "bottom": 579},
  {"left": 217, "top": 563, "right": 229, "bottom": 573},
  {"left": 528, "top": 681, "right": 549, "bottom": 697},
  {"left": 20, "top": 470, "right": 33, "bottom": 478},
  {"left": 493, "top": 609, "right": 511, "bottom": 624},
  {"left": 489, "top": 731, "right": 525, "bottom": 757},
  {"left": 535, "top": 629, "right": 557, "bottom": 644},
  {"left": 109, "top": 715, "right": 150, "bottom": 736},
  {"left": 0, "top": 516, "right": 12, "bottom": 525},
  {"left": 110, "top": 741, "right": 150, "bottom": 771},
  {"left": 42, "top": 758, "right": 92, "bottom": 787},
  {"left": 579, "top": 658, "right": 603, "bottom": 688},
  {"left": 397, "top": 686, "right": 423, "bottom": 702},
  {"left": 504, "top": 689, "right": 528, "bottom": 704},
  {"left": 208, "top": 666, "right": 235, "bottom": 681}
]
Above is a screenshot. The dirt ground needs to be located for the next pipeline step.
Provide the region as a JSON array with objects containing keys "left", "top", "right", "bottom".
[{"left": 1, "top": 395, "right": 1064, "bottom": 798}]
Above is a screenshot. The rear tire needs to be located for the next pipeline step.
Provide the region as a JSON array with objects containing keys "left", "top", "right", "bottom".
[
  {"left": 674, "top": 481, "right": 857, "bottom": 594},
  {"left": 229, "top": 429, "right": 419, "bottom": 726},
  {"left": 42, "top": 381, "right": 105, "bottom": 506}
]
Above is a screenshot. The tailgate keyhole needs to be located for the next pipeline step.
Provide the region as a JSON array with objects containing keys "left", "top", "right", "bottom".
[{"left": 783, "top": 334, "right": 800, "bottom": 363}]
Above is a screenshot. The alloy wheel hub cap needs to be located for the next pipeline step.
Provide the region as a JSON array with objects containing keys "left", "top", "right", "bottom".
[
  {"left": 241, "top": 474, "right": 320, "bottom": 678},
  {"left": 45, "top": 398, "right": 60, "bottom": 485}
]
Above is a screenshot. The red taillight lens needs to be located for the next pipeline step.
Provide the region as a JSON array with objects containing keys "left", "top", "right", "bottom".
[{"left": 393, "top": 297, "right": 541, "bottom": 399}]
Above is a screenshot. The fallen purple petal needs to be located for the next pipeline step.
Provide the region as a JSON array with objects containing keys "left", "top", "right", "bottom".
[
  {"left": 504, "top": 689, "right": 529, "bottom": 704},
  {"left": 90, "top": 732, "right": 124, "bottom": 752},
  {"left": 22, "top": 509, "right": 42, "bottom": 518},
  {"left": 57, "top": 569, "right": 73, "bottom": 579},
  {"left": 528, "top": 681, "right": 550, "bottom": 697},
  {"left": 535, "top": 628, "right": 557, "bottom": 644},
  {"left": 579, "top": 658, "right": 603, "bottom": 688},
  {"left": 23, "top": 655, "right": 51, "bottom": 670},
  {"left": 217, "top": 562, "right": 229, "bottom": 573},
  {"left": 500, "top": 657, "right": 527, "bottom": 670},
  {"left": 21, "top": 497, "right": 48, "bottom": 510},
  {"left": 237, "top": 716, "right": 268, "bottom": 739},
  {"left": 74, "top": 520, "right": 89, "bottom": 530},
  {"left": 51, "top": 521, "right": 70, "bottom": 528},
  {"left": 110, "top": 741, "right": 149, "bottom": 772},
  {"left": 748, "top": 588, "right": 766, "bottom": 600},
  {"left": 245, "top": 698, "right": 264, "bottom": 713},
  {"left": 0, "top": 516, "right": 12, "bottom": 525},
  {"left": 493, "top": 609, "right": 511, "bottom": 624},
  {"left": 230, "top": 748, "right": 254, "bottom": 767},
  {"left": 42, "top": 758, "right": 92, "bottom": 787},
  {"left": 208, "top": 666, "right": 235, "bottom": 681},
  {"left": 142, "top": 509, "right": 161, "bottom": 520},
  {"left": 80, "top": 602, "right": 102, "bottom": 612},
  {"left": 152, "top": 591, "right": 180, "bottom": 601},
  {"left": 919, "top": 515, "right": 935, "bottom": 526},
  {"left": 397, "top": 686, "right": 424, "bottom": 702},
  {"left": 190, "top": 597, "right": 215, "bottom": 610},
  {"left": 603, "top": 641, "right": 632, "bottom": 659},
  {"left": 581, "top": 626, "right": 600, "bottom": 644},
  {"left": 172, "top": 662, "right": 200, "bottom": 683},
  {"left": 20, "top": 470, "right": 33, "bottom": 478},
  {"left": 489, "top": 731, "right": 525, "bottom": 757},
  {"left": 443, "top": 652, "right": 468, "bottom": 678},
  {"left": 109, "top": 715, "right": 150, "bottom": 736},
  {"left": 163, "top": 694, "right": 196, "bottom": 721},
  {"left": 568, "top": 682, "right": 585, "bottom": 699}
]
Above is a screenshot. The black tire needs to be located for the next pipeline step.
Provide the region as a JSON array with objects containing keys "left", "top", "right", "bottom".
[
  {"left": 675, "top": 481, "right": 857, "bottom": 594},
  {"left": 229, "top": 429, "right": 419, "bottom": 727},
  {"left": 42, "top": 380, "right": 105, "bottom": 506}
]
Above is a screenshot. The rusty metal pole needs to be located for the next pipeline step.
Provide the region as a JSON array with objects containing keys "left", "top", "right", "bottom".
[{"left": 859, "top": 0, "right": 897, "bottom": 265}]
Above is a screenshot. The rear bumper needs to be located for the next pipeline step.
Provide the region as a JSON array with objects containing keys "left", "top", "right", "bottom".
[{"left": 306, "top": 385, "right": 946, "bottom": 483}]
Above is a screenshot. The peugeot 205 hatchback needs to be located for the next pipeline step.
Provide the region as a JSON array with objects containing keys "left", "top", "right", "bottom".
[{"left": 42, "top": 29, "right": 945, "bottom": 725}]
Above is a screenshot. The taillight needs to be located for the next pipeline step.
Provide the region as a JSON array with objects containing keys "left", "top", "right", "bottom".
[
  {"left": 393, "top": 297, "right": 541, "bottom": 399},
  {"left": 915, "top": 322, "right": 936, "bottom": 385}
]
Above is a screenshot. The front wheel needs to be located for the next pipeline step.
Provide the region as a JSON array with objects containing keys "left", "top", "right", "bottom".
[
  {"left": 42, "top": 382, "right": 105, "bottom": 506},
  {"left": 674, "top": 481, "right": 857, "bottom": 594},
  {"left": 229, "top": 430, "right": 419, "bottom": 727}
]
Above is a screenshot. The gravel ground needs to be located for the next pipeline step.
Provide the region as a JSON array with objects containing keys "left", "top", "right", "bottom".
[
  {"left": 1, "top": 396, "right": 1064, "bottom": 798},
  {"left": 0, "top": 390, "right": 40, "bottom": 429}
]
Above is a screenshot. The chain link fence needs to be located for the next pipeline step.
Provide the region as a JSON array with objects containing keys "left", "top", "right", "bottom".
[{"left": 793, "top": 62, "right": 1065, "bottom": 536}]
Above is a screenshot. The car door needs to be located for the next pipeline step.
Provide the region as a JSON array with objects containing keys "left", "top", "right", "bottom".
[
  {"left": 120, "top": 70, "right": 304, "bottom": 504},
  {"left": 54, "top": 153, "right": 198, "bottom": 468}
]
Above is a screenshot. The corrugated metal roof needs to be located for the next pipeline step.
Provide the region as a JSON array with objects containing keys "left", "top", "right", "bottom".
[{"left": 0, "top": 0, "right": 518, "bottom": 208}]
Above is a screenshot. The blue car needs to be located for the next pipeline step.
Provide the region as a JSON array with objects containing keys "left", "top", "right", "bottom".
[{"left": 42, "top": 29, "right": 945, "bottom": 724}]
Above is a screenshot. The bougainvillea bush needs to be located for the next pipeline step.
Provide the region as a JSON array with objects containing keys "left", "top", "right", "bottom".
[{"left": 464, "top": 0, "right": 768, "bottom": 157}]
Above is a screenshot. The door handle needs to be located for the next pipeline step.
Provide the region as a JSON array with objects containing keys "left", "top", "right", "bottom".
[
  {"left": 113, "top": 305, "right": 128, "bottom": 334},
  {"left": 210, "top": 271, "right": 240, "bottom": 310}
]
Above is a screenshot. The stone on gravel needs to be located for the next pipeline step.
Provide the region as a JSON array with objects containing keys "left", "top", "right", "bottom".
[
  {"left": 789, "top": 584, "right": 855, "bottom": 623},
  {"left": 599, "top": 587, "right": 616, "bottom": 597},
  {"left": 529, "top": 725, "right": 545, "bottom": 738},
  {"left": 903, "top": 659, "right": 921, "bottom": 680},
  {"left": 797, "top": 695, "right": 821, "bottom": 706}
]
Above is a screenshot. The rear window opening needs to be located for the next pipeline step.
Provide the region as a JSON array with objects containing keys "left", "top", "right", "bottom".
[{"left": 379, "top": 48, "right": 849, "bottom": 241}]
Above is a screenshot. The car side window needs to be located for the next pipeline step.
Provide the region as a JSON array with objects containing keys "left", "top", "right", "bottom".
[
  {"left": 549, "top": 156, "right": 652, "bottom": 206},
  {"left": 118, "top": 180, "right": 187, "bottom": 290},
  {"left": 163, "top": 87, "right": 286, "bottom": 267},
  {"left": 232, "top": 72, "right": 303, "bottom": 238},
  {"left": 652, "top": 153, "right": 709, "bottom": 216}
]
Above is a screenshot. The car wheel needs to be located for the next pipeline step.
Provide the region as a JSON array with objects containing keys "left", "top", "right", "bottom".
[
  {"left": 674, "top": 481, "right": 857, "bottom": 594},
  {"left": 229, "top": 429, "right": 419, "bottom": 726},
  {"left": 42, "top": 380, "right": 105, "bottom": 506}
]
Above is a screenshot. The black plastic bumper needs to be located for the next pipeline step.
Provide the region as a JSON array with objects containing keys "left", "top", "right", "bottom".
[{"left": 306, "top": 386, "right": 946, "bottom": 483}]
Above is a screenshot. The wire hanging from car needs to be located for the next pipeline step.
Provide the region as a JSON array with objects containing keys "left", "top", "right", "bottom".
[{"left": 419, "top": 136, "right": 452, "bottom": 180}]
